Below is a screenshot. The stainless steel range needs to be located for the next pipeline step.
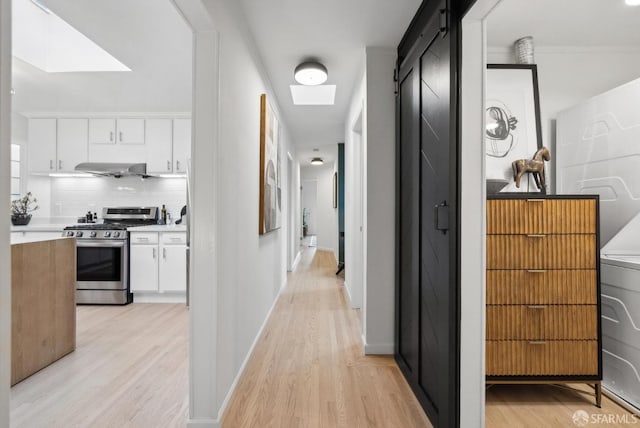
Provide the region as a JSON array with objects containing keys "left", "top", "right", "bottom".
[{"left": 63, "top": 207, "right": 158, "bottom": 305}]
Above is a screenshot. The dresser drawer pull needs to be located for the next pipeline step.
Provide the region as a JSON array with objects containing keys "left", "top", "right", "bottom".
[
  {"left": 527, "top": 305, "right": 547, "bottom": 309},
  {"left": 526, "top": 199, "right": 545, "bottom": 202},
  {"left": 526, "top": 234, "right": 546, "bottom": 238},
  {"left": 527, "top": 269, "right": 547, "bottom": 273},
  {"left": 528, "top": 341, "right": 547, "bottom": 345}
]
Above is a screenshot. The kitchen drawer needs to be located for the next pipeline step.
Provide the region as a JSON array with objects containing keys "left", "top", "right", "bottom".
[
  {"left": 130, "top": 232, "right": 159, "bottom": 245},
  {"left": 161, "top": 233, "right": 186, "bottom": 245},
  {"left": 486, "top": 340, "right": 599, "bottom": 376},
  {"left": 486, "top": 234, "right": 596, "bottom": 269},
  {"left": 486, "top": 305, "right": 597, "bottom": 340},
  {"left": 487, "top": 198, "right": 596, "bottom": 235},
  {"left": 487, "top": 269, "right": 597, "bottom": 305}
]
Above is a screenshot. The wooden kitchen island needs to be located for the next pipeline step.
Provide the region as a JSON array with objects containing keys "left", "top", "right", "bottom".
[{"left": 11, "top": 237, "right": 76, "bottom": 385}]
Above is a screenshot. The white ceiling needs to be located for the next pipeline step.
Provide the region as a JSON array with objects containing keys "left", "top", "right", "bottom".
[
  {"left": 12, "top": 0, "right": 192, "bottom": 114},
  {"left": 297, "top": 143, "right": 338, "bottom": 168},
  {"left": 238, "top": 0, "right": 421, "bottom": 148},
  {"left": 487, "top": 0, "right": 640, "bottom": 48}
]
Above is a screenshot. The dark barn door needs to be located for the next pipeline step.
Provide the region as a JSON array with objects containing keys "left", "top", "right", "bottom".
[{"left": 395, "top": 1, "right": 461, "bottom": 426}]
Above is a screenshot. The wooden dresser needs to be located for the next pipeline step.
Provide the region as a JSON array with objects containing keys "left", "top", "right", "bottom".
[{"left": 486, "top": 195, "right": 602, "bottom": 406}]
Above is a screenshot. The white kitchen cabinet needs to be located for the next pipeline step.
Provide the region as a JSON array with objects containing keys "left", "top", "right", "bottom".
[
  {"left": 130, "top": 231, "right": 186, "bottom": 296},
  {"left": 159, "top": 244, "right": 187, "bottom": 292},
  {"left": 10, "top": 231, "right": 65, "bottom": 244},
  {"left": 117, "top": 119, "right": 145, "bottom": 144},
  {"left": 27, "top": 118, "right": 57, "bottom": 173},
  {"left": 130, "top": 245, "right": 159, "bottom": 292},
  {"left": 172, "top": 119, "right": 191, "bottom": 173},
  {"left": 89, "top": 118, "right": 117, "bottom": 144},
  {"left": 145, "top": 119, "right": 173, "bottom": 174},
  {"left": 89, "top": 118, "right": 144, "bottom": 145},
  {"left": 57, "top": 118, "right": 88, "bottom": 172}
]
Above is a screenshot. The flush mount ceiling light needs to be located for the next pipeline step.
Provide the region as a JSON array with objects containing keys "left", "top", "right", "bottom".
[
  {"left": 626, "top": 0, "right": 640, "bottom": 5},
  {"left": 310, "top": 157, "right": 324, "bottom": 165},
  {"left": 294, "top": 61, "right": 328, "bottom": 86}
]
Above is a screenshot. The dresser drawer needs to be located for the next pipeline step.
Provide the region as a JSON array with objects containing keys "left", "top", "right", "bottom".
[
  {"left": 487, "top": 199, "right": 596, "bottom": 234},
  {"left": 486, "top": 340, "right": 599, "bottom": 376},
  {"left": 486, "top": 234, "right": 596, "bottom": 269},
  {"left": 487, "top": 270, "right": 597, "bottom": 304},
  {"left": 486, "top": 305, "right": 597, "bottom": 340}
]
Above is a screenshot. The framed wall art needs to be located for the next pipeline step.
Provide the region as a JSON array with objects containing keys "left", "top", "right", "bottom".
[
  {"left": 485, "top": 64, "right": 543, "bottom": 193},
  {"left": 259, "top": 94, "right": 282, "bottom": 234}
]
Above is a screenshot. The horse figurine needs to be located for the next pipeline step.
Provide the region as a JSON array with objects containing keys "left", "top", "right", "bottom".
[{"left": 512, "top": 146, "right": 550, "bottom": 190}]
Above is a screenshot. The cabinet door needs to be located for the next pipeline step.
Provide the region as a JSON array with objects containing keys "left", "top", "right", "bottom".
[
  {"left": 28, "top": 118, "right": 57, "bottom": 173},
  {"left": 146, "top": 119, "right": 173, "bottom": 173},
  {"left": 117, "top": 119, "right": 145, "bottom": 145},
  {"left": 159, "top": 244, "right": 186, "bottom": 292},
  {"left": 57, "top": 118, "right": 88, "bottom": 172},
  {"left": 172, "top": 119, "right": 191, "bottom": 173},
  {"left": 130, "top": 245, "right": 159, "bottom": 292},
  {"left": 89, "top": 118, "right": 116, "bottom": 144}
]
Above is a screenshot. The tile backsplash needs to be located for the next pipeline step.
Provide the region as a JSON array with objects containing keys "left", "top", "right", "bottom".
[{"left": 31, "top": 176, "right": 186, "bottom": 222}]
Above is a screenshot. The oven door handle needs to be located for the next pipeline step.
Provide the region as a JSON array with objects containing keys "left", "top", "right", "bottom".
[{"left": 75, "top": 241, "right": 127, "bottom": 248}]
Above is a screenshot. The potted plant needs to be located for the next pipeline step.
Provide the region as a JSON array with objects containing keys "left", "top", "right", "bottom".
[{"left": 11, "top": 192, "right": 39, "bottom": 226}]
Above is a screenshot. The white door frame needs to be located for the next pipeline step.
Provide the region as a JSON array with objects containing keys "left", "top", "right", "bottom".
[
  {"left": 459, "top": 0, "right": 502, "bottom": 426},
  {"left": 346, "top": 107, "right": 364, "bottom": 310},
  {"left": 172, "top": 1, "right": 220, "bottom": 426},
  {"left": 0, "top": 0, "right": 12, "bottom": 425}
]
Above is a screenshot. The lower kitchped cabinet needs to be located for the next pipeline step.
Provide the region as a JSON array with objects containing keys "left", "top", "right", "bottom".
[{"left": 130, "top": 232, "right": 186, "bottom": 295}]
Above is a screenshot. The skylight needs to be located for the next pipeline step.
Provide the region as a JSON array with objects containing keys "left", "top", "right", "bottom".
[
  {"left": 290, "top": 85, "right": 336, "bottom": 105},
  {"left": 13, "top": 0, "right": 131, "bottom": 73}
]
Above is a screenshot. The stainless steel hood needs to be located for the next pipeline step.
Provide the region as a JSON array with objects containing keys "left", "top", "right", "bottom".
[{"left": 74, "top": 162, "right": 149, "bottom": 178}]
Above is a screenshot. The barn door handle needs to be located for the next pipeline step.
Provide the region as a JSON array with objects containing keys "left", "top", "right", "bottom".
[
  {"left": 439, "top": 8, "right": 448, "bottom": 37},
  {"left": 434, "top": 201, "right": 449, "bottom": 234}
]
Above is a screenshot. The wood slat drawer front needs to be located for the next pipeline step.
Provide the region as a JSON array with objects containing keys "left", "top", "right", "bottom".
[
  {"left": 486, "top": 234, "right": 596, "bottom": 269},
  {"left": 487, "top": 199, "right": 596, "bottom": 234},
  {"left": 487, "top": 270, "right": 597, "bottom": 304},
  {"left": 486, "top": 340, "right": 598, "bottom": 376},
  {"left": 486, "top": 305, "right": 597, "bottom": 340}
]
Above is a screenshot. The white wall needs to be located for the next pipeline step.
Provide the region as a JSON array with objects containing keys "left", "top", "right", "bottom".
[
  {"left": 343, "top": 47, "right": 396, "bottom": 354},
  {"left": 301, "top": 178, "right": 318, "bottom": 235},
  {"left": 198, "top": 0, "right": 298, "bottom": 425},
  {"left": 344, "top": 64, "right": 365, "bottom": 311},
  {"left": 362, "top": 47, "right": 396, "bottom": 354},
  {"left": 0, "top": 0, "right": 10, "bottom": 424},
  {"left": 302, "top": 162, "right": 338, "bottom": 256},
  {"left": 488, "top": 47, "right": 640, "bottom": 192}
]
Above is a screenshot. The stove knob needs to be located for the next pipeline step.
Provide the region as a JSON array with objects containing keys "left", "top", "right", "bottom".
[
  {"left": 76, "top": 231, "right": 83, "bottom": 238},
  {"left": 90, "top": 231, "right": 97, "bottom": 238},
  {"left": 66, "top": 231, "right": 74, "bottom": 237},
  {"left": 114, "top": 232, "right": 120, "bottom": 238},
  {"left": 104, "top": 232, "right": 111, "bottom": 238}
]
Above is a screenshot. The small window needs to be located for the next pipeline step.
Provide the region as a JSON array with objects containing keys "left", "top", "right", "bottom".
[{"left": 10, "top": 144, "right": 21, "bottom": 201}]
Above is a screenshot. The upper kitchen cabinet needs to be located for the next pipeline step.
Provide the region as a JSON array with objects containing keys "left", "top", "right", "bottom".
[
  {"left": 145, "top": 119, "right": 173, "bottom": 174},
  {"left": 173, "top": 118, "right": 191, "bottom": 173},
  {"left": 57, "top": 119, "right": 88, "bottom": 173},
  {"left": 88, "top": 118, "right": 146, "bottom": 163},
  {"left": 88, "top": 118, "right": 145, "bottom": 145},
  {"left": 28, "top": 118, "right": 57, "bottom": 173},
  {"left": 28, "top": 118, "right": 89, "bottom": 173}
]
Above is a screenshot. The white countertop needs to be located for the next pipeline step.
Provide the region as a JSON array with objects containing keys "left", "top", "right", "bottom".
[
  {"left": 11, "top": 224, "right": 68, "bottom": 233},
  {"left": 128, "top": 224, "right": 187, "bottom": 232}
]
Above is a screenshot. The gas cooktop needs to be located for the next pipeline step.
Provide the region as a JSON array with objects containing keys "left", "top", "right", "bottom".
[{"left": 63, "top": 206, "right": 159, "bottom": 239}]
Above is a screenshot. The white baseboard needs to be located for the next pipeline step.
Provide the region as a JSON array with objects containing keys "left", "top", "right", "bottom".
[
  {"left": 187, "top": 418, "right": 219, "bottom": 428},
  {"left": 216, "top": 285, "right": 284, "bottom": 422},
  {"left": 342, "top": 282, "right": 361, "bottom": 310},
  {"left": 290, "top": 250, "right": 301, "bottom": 272},
  {"left": 132, "top": 292, "right": 186, "bottom": 304},
  {"left": 362, "top": 335, "right": 394, "bottom": 355}
]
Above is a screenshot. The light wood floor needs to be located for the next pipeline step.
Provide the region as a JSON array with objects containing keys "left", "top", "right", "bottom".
[
  {"left": 10, "top": 303, "right": 188, "bottom": 428},
  {"left": 222, "top": 248, "right": 431, "bottom": 428},
  {"left": 486, "top": 383, "right": 637, "bottom": 427},
  {"left": 9, "top": 247, "right": 638, "bottom": 428}
]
